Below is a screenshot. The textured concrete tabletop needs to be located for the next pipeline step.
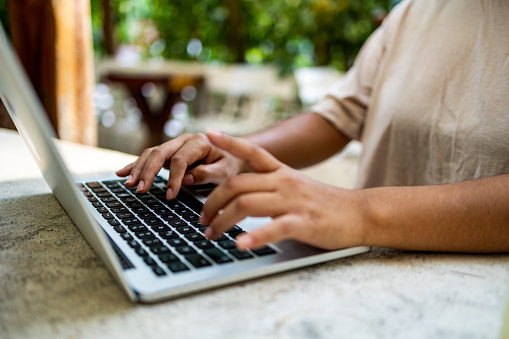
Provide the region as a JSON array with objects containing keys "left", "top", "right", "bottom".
[{"left": 1, "top": 127, "right": 508, "bottom": 339}]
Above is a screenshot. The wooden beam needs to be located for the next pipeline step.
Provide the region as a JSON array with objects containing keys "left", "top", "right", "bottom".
[{"left": 7, "top": 0, "right": 97, "bottom": 145}]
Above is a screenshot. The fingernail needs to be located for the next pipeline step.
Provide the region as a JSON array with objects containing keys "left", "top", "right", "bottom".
[
  {"left": 183, "top": 174, "right": 195, "bottom": 185},
  {"left": 200, "top": 211, "right": 208, "bottom": 225},
  {"left": 205, "top": 128, "right": 222, "bottom": 138},
  {"left": 204, "top": 227, "right": 214, "bottom": 239},
  {"left": 237, "top": 234, "right": 254, "bottom": 250},
  {"left": 166, "top": 188, "right": 173, "bottom": 200},
  {"left": 136, "top": 180, "right": 144, "bottom": 192},
  {"left": 126, "top": 175, "right": 133, "bottom": 184}
]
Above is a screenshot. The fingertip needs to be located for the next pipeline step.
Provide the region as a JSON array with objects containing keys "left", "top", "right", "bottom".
[
  {"left": 236, "top": 233, "right": 255, "bottom": 250},
  {"left": 204, "top": 227, "right": 215, "bottom": 240},
  {"left": 182, "top": 173, "right": 195, "bottom": 185},
  {"left": 205, "top": 128, "right": 222, "bottom": 139},
  {"left": 166, "top": 187, "right": 173, "bottom": 200},
  {"left": 136, "top": 179, "right": 145, "bottom": 192}
]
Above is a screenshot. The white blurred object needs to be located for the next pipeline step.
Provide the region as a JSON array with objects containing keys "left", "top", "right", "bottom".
[{"left": 294, "top": 67, "right": 344, "bottom": 107}]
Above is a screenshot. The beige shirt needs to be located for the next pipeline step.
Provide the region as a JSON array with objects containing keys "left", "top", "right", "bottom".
[{"left": 312, "top": 0, "right": 509, "bottom": 189}]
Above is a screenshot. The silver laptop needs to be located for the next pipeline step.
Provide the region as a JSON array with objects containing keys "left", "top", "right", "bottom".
[{"left": 0, "top": 23, "right": 370, "bottom": 303}]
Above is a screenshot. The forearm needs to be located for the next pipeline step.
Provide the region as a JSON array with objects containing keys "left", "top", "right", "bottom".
[
  {"left": 243, "top": 112, "right": 351, "bottom": 169},
  {"left": 360, "top": 174, "right": 509, "bottom": 252}
]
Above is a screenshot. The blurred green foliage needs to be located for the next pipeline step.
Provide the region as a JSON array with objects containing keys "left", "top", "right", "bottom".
[{"left": 92, "top": 0, "right": 396, "bottom": 74}]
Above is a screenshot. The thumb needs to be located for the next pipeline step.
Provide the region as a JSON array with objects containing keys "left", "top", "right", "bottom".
[{"left": 206, "top": 129, "right": 281, "bottom": 173}]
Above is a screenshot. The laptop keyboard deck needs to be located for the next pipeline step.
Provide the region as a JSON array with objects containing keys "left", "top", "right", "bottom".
[{"left": 77, "top": 177, "right": 276, "bottom": 277}]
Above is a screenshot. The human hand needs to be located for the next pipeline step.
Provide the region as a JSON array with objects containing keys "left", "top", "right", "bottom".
[
  {"left": 201, "top": 130, "right": 367, "bottom": 251},
  {"left": 116, "top": 133, "right": 244, "bottom": 199}
]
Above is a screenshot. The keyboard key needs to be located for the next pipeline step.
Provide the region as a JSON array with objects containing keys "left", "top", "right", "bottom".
[
  {"left": 252, "top": 246, "right": 277, "bottom": 256},
  {"left": 108, "top": 219, "right": 120, "bottom": 226},
  {"left": 116, "top": 212, "right": 135, "bottom": 219},
  {"left": 167, "top": 238, "right": 186, "bottom": 247},
  {"left": 229, "top": 249, "right": 254, "bottom": 260},
  {"left": 185, "top": 254, "right": 212, "bottom": 268},
  {"left": 135, "top": 193, "right": 152, "bottom": 199},
  {"left": 142, "top": 238, "right": 162, "bottom": 248},
  {"left": 102, "top": 212, "right": 114, "bottom": 219},
  {"left": 86, "top": 182, "right": 102, "bottom": 188},
  {"left": 152, "top": 207, "right": 172, "bottom": 215},
  {"left": 128, "top": 225, "right": 148, "bottom": 233},
  {"left": 105, "top": 201, "right": 122, "bottom": 208},
  {"left": 165, "top": 201, "right": 183, "bottom": 209},
  {"left": 152, "top": 266, "right": 167, "bottom": 276},
  {"left": 185, "top": 233, "right": 205, "bottom": 242},
  {"left": 159, "top": 230, "right": 179, "bottom": 240},
  {"left": 176, "top": 246, "right": 197, "bottom": 255},
  {"left": 168, "top": 219, "right": 187, "bottom": 227},
  {"left": 144, "top": 257, "right": 157, "bottom": 266},
  {"left": 110, "top": 206, "right": 128, "bottom": 213},
  {"left": 135, "top": 248, "right": 148, "bottom": 257},
  {"left": 184, "top": 214, "right": 199, "bottom": 221},
  {"left": 167, "top": 262, "right": 189, "bottom": 273},
  {"left": 122, "top": 218, "right": 142, "bottom": 226},
  {"left": 158, "top": 253, "right": 179, "bottom": 263},
  {"left": 215, "top": 234, "right": 230, "bottom": 242},
  {"left": 136, "top": 212, "right": 157, "bottom": 220},
  {"left": 204, "top": 248, "right": 234, "bottom": 264},
  {"left": 127, "top": 240, "right": 140, "bottom": 248},
  {"left": 115, "top": 226, "right": 127, "bottom": 233},
  {"left": 151, "top": 246, "right": 171, "bottom": 255},
  {"left": 176, "top": 226, "right": 195, "bottom": 235},
  {"left": 144, "top": 218, "right": 164, "bottom": 226},
  {"left": 131, "top": 206, "right": 150, "bottom": 214},
  {"left": 195, "top": 240, "right": 215, "bottom": 249},
  {"left": 218, "top": 240, "right": 236, "bottom": 249},
  {"left": 152, "top": 224, "right": 171, "bottom": 233},
  {"left": 136, "top": 231, "right": 155, "bottom": 239},
  {"left": 120, "top": 232, "right": 133, "bottom": 241}
]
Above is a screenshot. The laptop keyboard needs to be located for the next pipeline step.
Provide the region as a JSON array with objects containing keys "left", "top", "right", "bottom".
[{"left": 76, "top": 177, "right": 277, "bottom": 277}]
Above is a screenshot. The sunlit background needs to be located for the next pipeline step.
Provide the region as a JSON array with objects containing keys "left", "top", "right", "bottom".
[{"left": 0, "top": 0, "right": 398, "bottom": 155}]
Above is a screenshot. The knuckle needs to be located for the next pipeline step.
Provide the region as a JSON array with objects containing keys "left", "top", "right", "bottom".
[
  {"left": 235, "top": 195, "right": 252, "bottom": 212},
  {"left": 224, "top": 175, "right": 242, "bottom": 191},
  {"left": 192, "top": 133, "right": 208, "bottom": 143},
  {"left": 171, "top": 154, "right": 187, "bottom": 167},
  {"left": 278, "top": 217, "right": 296, "bottom": 236}
]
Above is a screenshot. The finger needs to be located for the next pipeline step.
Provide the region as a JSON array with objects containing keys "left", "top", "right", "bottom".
[
  {"left": 122, "top": 147, "right": 156, "bottom": 188},
  {"left": 116, "top": 162, "right": 135, "bottom": 177},
  {"left": 201, "top": 173, "right": 278, "bottom": 225},
  {"left": 166, "top": 134, "right": 214, "bottom": 199},
  {"left": 204, "top": 192, "right": 287, "bottom": 239},
  {"left": 236, "top": 214, "right": 302, "bottom": 250},
  {"left": 136, "top": 134, "right": 196, "bottom": 194},
  {"left": 206, "top": 129, "right": 281, "bottom": 173},
  {"left": 183, "top": 160, "right": 233, "bottom": 186}
]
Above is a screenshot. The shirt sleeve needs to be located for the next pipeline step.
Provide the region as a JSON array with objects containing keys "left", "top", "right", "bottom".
[{"left": 310, "top": 20, "right": 387, "bottom": 141}]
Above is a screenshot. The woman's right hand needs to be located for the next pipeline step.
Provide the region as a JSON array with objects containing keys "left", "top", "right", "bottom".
[{"left": 115, "top": 133, "right": 245, "bottom": 199}]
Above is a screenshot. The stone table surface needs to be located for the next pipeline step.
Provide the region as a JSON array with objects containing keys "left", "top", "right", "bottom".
[{"left": 1, "top": 127, "right": 508, "bottom": 339}]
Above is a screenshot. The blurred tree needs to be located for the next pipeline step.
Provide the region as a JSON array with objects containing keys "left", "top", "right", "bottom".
[{"left": 89, "top": 0, "right": 393, "bottom": 74}]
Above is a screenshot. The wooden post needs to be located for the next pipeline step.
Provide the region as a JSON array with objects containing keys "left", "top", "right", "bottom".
[
  {"left": 7, "top": 0, "right": 97, "bottom": 145},
  {"left": 102, "top": 0, "right": 116, "bottom": 55}
]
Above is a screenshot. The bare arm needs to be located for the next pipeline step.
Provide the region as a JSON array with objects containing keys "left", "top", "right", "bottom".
[
  {"left": 203, "top": 131, "right": 509, "bottom": 253},
  {"left": 245, "top": 112, "right": 351, "bottom": 169},
  {"left": 116, "top": 112, "right": 350, "bottom": 197},
  {"left": 362, "top": 175, "right": 509, "bottom": 252}
]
